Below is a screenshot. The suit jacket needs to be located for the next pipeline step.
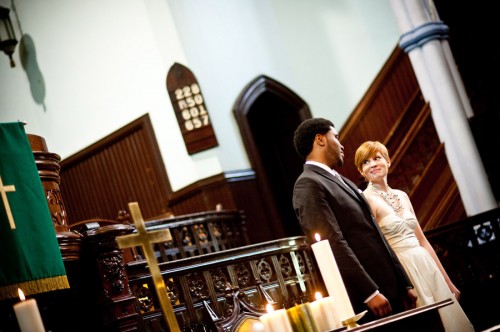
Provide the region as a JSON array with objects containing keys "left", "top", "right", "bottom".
[{"left": 293, "top": 164, "right": 412, "bottom": 318}]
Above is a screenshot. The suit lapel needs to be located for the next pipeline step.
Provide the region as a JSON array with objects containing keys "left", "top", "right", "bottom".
[
  {"left": 306, "top": 164, "right": 361, "bottom": 201},
  {"left": 337, "top": 175, "right": 361, "bottom": 200}
]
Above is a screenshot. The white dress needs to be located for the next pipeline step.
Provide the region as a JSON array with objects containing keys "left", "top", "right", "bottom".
[{"left": 378, "top": 209, "right": 475, "bottom": 332}]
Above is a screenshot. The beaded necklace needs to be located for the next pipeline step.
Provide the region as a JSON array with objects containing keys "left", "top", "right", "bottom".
[{"left": 370, "top": 182, "right": 404, "bottom": 217}]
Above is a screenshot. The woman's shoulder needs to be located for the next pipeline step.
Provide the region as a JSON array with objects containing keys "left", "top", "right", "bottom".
[
  {"left": 363, "top": 189, "right": 381, "bottom": 204},
  {"left": 362, "top": 190, "right": 391, "bottom": 221},
  {"left": 392, "top": 188, "right": 409, "bottom": 199}
]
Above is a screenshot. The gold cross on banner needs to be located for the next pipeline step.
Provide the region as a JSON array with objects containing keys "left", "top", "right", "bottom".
[
  {"left": 116, "top": 202, "right": 180, "bottom": 332},
  {"left": 0, "top": 176, "right": 16, "bottom": 229}
]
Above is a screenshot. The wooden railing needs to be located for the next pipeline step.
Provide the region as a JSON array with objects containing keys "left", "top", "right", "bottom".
[
  {"left": 1, "top": 206, "right": 497, "bottom": 331},
  {"left": 425, "top": 207, "right": 500, "bottom": 331},
  {"left": 126, "top": 236, "right": 322, "bottom": 331},
  {"left": 117, "top": 209, "right": 321, "bottom": 331},
  {"left": 137, "top": 209, "right": 250, "bottom": 262},
  {"left": 60, "top": 209, "right": 324, "bottom": 331}
]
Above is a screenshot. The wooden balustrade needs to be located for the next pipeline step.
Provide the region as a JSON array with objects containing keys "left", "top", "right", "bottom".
[
  {"left": 425, "top": 207, "right": 500, "bottom": 331},
  {"left": 125, "top": 236, "right": 323, "bottom": 331},
  {"left": 139, "top": 209, "right": 251, "bottom": 262}
]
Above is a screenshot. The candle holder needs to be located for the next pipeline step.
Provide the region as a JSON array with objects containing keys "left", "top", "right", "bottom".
[{"left": 341, "top": 310, "right": 367, "bottom": 329}]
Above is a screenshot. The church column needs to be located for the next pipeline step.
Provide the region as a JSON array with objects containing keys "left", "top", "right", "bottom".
[{"left": 389, "top": 0, "right": 497, "bottom": 215}]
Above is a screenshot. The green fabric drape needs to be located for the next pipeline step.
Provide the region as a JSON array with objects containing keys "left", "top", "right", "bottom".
[{"left": 0, "top": 122, "right": 69, "bottom": 300}]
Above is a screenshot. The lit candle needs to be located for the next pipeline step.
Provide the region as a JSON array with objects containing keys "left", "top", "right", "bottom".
[
  {"left": 311, "top": 233, "right": 355, "bottom": 321},
  {"left": 259, "top": 303, "right": 293, "bottom": 332},
  {"left": 13, "top": 289, "right": 45, "bottom": 332},
  {"left": 309, "top": 292, "right": 341, "bottom": 332}
]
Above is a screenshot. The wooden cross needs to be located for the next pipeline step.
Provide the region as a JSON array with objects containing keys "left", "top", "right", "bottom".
[
  {"left": 0, "top": 176, "right": 16, "bottom": 229},
  {"left": 116, "top": 202, "right": 180, "bottom": 332}
]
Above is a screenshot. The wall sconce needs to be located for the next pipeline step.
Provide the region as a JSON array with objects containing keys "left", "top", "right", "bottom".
[{"left": 0, "top": 5, "right": 18, "bottom": 67}]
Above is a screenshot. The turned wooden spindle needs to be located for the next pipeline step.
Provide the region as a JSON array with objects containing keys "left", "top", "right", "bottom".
[{"left": 27, "top": 134, "right": 82, "bottom": 261}]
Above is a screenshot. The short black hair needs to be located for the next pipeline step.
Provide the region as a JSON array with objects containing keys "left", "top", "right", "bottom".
[{"left": 293, "top": 118, "right": 334, "bottom": 160}]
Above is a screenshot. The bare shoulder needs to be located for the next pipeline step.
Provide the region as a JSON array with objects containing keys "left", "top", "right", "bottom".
[
  {"left": 363, "top": 189, "right": 389, "bottom": 221},
  {"left": 393, "top": 188, "right": 409, "bottom": 199},
  {"left": 363, "top": 189, "right": 380, "bottom": 205}
]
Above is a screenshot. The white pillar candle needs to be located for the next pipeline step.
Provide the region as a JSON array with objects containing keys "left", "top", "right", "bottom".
[
  {"left": 259, "top": 303, "right": 293, "bottom": 332},
  {"left": 286, "top": 303, "right": 318, "bottom": 332},
  {"left": 311, "top": 234, "right": 355, "bottom": 321},
  {"left": 309, "top": 292, "right": 341, "bottom": 332},
  {"left": 13, "top": 289, "right": 45, "bottom": 332}
]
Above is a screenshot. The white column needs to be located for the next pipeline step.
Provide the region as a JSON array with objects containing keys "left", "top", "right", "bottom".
[{"left": 389, "top": 0, "right": 497, "bottom": 215}]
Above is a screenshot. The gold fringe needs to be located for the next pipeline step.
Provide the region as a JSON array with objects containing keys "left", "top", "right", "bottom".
[{"left": 0, "top": 276, "right": 70, "bottom": 300}]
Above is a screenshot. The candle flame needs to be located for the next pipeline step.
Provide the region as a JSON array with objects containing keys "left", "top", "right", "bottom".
[
  {"left": 315, "top": 233, "right": 321, "bottom": 242},
  {"left": 266, "top": 303, "right": 274, "bottom": 313},
  {"left": 17, "top": 288, "right": 25, "bottom": 301},
  {"left": 315, "top": 292, "right": 323, "bottom": 301}
]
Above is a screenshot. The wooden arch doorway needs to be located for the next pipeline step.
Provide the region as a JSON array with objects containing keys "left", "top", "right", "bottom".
[{"left": 233, "top": 75, "right": 312, "bottom": 239}]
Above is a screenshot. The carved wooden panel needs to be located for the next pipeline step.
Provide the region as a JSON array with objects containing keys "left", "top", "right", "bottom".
[
  {"left": 425, "top": 207, "right": 500, "bottom": 331},
  {"left": 125, "top": 236, "right": 322, "bottom": 331},
  {"left": 136, "top": 209, "right": 250, "bottom": 263}
]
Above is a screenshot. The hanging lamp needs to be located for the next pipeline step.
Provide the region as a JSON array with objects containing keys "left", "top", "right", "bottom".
[{"left": 0, "top": 6, "right": 18, "bottom": 67}]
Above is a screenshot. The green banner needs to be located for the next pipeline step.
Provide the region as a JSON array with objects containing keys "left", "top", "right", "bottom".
[{"left": 0, "top": 122, "right": 69, "bottom": 300}]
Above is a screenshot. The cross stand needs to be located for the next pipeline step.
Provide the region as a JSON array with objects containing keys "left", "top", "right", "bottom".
[{"left": 116, "top": 202, "right": 181, "bottom": 332}]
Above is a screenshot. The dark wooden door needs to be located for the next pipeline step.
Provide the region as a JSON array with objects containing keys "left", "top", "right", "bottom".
[{"left": 233, "top": 75, "right": 312, "bottom": 239}]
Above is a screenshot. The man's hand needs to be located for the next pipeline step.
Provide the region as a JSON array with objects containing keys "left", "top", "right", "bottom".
[
  {"left": 366, "top": 293, "right": 392, "bottom": 318},
  {"left": 404, "top": 288, "right": 418, "bottom": 310}
]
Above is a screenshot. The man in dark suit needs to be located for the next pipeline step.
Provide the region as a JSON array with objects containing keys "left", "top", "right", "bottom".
[{"left": 292, "top": 117, "right": 417, "bottom": 324}]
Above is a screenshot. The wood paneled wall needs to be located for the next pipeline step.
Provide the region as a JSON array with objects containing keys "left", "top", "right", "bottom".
[
  {"left": 340, "top": 47, "right": 466, "bottom": 230},
  {"left": 60, "top": 114, "right": 172, "bottom": 222},
  {"left": 59, "top": 115, "right": 275, "bottom": 243}
]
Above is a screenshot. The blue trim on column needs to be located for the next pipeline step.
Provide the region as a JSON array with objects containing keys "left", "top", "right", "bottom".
[{"left": 399, "top": 21, "right": 449, "bottom": 52}]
